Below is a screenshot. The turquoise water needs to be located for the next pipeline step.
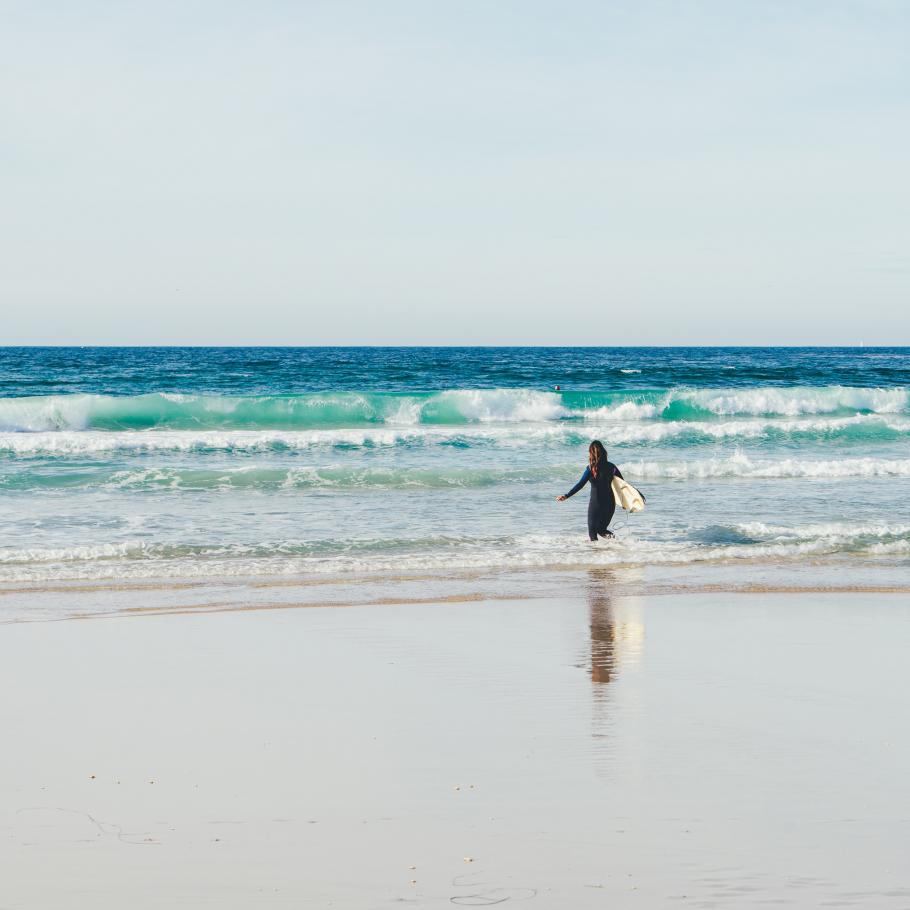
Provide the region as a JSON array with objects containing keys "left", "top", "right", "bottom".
[{"left": 1, "top": 347, "right": 908, "bottom": 600}]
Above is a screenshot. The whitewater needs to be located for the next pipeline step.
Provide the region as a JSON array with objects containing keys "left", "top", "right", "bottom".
[{"left": 1, "top": 347, "right": 908, "bottom": 613}]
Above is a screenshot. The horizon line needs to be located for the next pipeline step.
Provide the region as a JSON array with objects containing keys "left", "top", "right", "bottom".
[{"left": 1, "top": 344, "right": 907, "bottom": 351}]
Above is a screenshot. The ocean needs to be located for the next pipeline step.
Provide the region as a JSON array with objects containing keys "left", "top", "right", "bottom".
[{"left": 2, "top": 347, "right": 908, "bottom": 618}]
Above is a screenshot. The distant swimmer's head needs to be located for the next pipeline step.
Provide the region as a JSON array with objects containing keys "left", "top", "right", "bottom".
[{"left": 588, "top": 439, "right": 607, "bottom": 477}]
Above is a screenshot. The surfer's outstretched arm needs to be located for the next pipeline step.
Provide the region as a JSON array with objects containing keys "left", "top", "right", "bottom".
[{"left": 557, "top": 467, "right": 591, "bottom": 501}]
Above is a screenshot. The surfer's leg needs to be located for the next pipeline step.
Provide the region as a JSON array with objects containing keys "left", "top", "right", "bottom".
[
  {"left": 586, "top": 500, "right": 599, "bottom": 542},
  {"left": 597, "top": 500, "right": 616, "bottom": 538}
]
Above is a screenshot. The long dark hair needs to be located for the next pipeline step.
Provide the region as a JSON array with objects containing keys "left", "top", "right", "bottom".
[{"left": 588, "top": 440, "right": 607, "bottom": 478}]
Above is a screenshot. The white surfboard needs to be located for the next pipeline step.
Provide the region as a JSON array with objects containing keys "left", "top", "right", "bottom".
[{"left": 612, "top": 476, "right": 645, "bottom": 513}]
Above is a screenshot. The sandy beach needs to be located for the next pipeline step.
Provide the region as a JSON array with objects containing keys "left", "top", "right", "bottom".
[{"left": 3, "top": 587, "right": 909, "bottom": 908}]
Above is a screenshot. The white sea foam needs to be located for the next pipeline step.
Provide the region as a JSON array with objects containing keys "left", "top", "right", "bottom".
[
  {"left": 579, "top": 413, "right": 910, "bottom": 445},
  {"left": 625, "top": 454, "right": 910, "bottom": 480},
  {"left": 432, "top": 389, "right": 569, "bottom": 422},
  {"left": 583, "top": 401, "right": 660, "bottom": 420},
  {"left": 729, "top": 520, "right": 910, "bottom": 542},
  {"left": 1, "top": 520, "right": 907, "bottom": 584},
  {"left": 679, "top": 386, "right": 909, "bottom": 417},
  {"left": 1, "top": 412, "right": 908, "bottom": 456},
  {"left": 8, "top": 452, "right": 908, "bottom": 493},
  {"left": 0, "top": 428, "right": 426, "bottom": 455}
]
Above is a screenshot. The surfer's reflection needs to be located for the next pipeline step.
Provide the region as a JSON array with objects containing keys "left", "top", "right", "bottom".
[
  {"left": 588, "top": 576, "right": 617, "bottom": 685},
  {"left": 586, "top": 567, "right": 645, "bottom": 686},
  {"left": 586, "top": 569, "right": 645, "bottom": 775},
  {"left": 586, "top": 568, "right": 617, "bottom": 772}
]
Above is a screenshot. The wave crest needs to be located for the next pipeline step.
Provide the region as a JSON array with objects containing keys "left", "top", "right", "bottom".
[{"left": 1, "top": 385, "right": 907, "bottom": 433}]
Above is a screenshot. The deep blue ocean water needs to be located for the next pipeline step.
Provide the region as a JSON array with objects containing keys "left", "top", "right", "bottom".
[
  {"left": 2, "top": 346, "right": 909, "bottom": 397},
  {"left": 1, "top": 347, "right": 908, "bottom": 614}
]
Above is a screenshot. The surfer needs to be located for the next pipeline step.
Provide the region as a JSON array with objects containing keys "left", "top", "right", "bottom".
[{"left": 557, "top": 440, "right": 624, "bottom": 541}]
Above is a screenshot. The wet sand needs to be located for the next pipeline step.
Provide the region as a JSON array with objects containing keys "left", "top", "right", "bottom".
[{"left": 2, "top": 585, "right": 909, "bottom": 908}]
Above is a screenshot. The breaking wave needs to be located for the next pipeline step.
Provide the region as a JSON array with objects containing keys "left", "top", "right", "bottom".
[{"left": 0, "top": 386, "right": 907, "bottom": 432}]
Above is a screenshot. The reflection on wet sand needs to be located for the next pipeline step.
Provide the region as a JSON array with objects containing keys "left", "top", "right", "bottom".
[
  {"left": 588, "top": 568, "right": 646, "bottom": 681},
  {"left": 587, "top": 568, "right": 645, "bottom": 769},
  {"left": 588, "top": 570, "right": 645, "bottom": 680},
  {"left": 588, "top": 570, "right": 618, "bottom": 685}
]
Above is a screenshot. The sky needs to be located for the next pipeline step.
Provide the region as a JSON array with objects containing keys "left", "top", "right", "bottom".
[{"left": 1, "top": 0, "right": 908, "bottom": 345}]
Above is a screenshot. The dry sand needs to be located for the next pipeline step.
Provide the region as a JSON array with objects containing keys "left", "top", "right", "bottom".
[{"left": 2, "top": 587, "right": 909, "bottom": 908}]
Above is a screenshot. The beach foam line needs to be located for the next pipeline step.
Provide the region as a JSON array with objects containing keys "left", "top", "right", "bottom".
[{"left": 1, "top": 523, "right": 908, "bottom": 582}]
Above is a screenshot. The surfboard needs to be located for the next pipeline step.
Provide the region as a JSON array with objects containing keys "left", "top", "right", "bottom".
[{"left": 612, "top": 477, "right": 645, "bottom": 513}]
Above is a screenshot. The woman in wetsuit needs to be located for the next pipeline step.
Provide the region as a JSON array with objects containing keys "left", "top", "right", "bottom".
[{"left": 557, "top": 440, "right": 623, "bottom": 541}]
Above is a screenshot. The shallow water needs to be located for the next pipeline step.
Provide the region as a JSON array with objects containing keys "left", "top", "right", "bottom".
[{"left": 1, "top": 347, "right": 908, "bottom": 615}]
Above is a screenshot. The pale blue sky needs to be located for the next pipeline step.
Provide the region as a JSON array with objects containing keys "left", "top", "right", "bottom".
[{"left": 1, "top": 1, "right": 907, "bottom": 344}]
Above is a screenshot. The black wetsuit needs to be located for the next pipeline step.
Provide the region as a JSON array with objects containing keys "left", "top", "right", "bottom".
[{"left": 563, "top": 460, "right": 623, "bottom": 541}]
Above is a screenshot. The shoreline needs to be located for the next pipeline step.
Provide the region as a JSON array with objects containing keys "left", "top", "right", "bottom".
[
  {"left": 3, "top": 562, "right": 909, "bottom": 624},
  {"left": 4, "top": 584, "right": 910, "bottom": 626}
]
